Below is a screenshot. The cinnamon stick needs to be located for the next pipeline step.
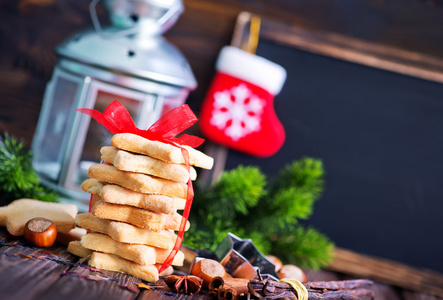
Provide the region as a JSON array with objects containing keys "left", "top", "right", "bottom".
[{"left": 209, "top": 276, "right": 250, "bottom": 300}]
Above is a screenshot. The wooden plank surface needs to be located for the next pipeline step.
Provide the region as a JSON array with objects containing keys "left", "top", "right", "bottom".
[
  {"left": 0, "top": 228, "right": 442, "bottom": 299},
  {"left": 138, "top": 289, "right": 211, "bottom": 300},
  {"left": 0, "top": 228, "right": 212, "bottom": 300},
  {"left": 0, "top": 229, "right": 140, "bottom": 300},
  {"left": 0, "top": 247, "right": 69, "bottom": 299},
  {"left": 0, "top": 233, "right": 72, "bottom": 299},
  {"left": 254, "top": 13, "right": 443, "bottom": 85},
  {"left": 36, "top": 265, "right": 141, "bottom": 300},
  {"left": 3, "top": 0, "right": 443, "bottom": 149},
  {"left": 327, "top": 247, "right": 443, "bottom": 298}
]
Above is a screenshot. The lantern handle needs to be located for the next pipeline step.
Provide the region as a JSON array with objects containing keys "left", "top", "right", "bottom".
[{"left": 89, "top": 0, "right": 183, "bottom": 39}]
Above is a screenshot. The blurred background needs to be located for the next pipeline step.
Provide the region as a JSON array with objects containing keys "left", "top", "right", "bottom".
[{"left": 1, "top": 0, "right": 443, "bottom": 277}]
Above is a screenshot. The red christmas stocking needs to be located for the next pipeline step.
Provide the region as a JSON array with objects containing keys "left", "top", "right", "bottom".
[{"left": 200, "top": 46, "right": 287, "bottom": 157}]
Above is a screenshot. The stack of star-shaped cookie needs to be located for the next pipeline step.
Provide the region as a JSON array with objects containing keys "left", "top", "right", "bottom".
[{"left": 70, "top": 133, "right": 213, "bottom": 282}]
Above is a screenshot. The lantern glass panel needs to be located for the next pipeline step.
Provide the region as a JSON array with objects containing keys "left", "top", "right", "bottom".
[
  {"left": 63, "top": 85, "right": 159, "bottom": 192},
  {"left": 33, "top": 74, "right": 82, "bottom": 181},
  {"left": 81, "top": 90, "right": 141, "bottom": 164}
]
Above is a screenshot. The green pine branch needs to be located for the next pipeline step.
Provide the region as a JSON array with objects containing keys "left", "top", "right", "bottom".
[
  {"left": 271, "top": 157, "right": 324, "bottom": 197},
  {"left": 0, "top": 133, "right": 59, "bottom": 204},
  {"left": 188, "top": 157, "right": 334, "bottom": 270},
  {"left": 270, "top": 226, "right": 335, "bottom": 270},
  {"left": 0, "top": 133, "right": 39, "bottom": 191},
  {"left": 212, "top": 165, "right": 267, "bottom": 215}
]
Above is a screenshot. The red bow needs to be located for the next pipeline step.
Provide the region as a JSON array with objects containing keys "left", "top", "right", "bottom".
[
  {"left": 77, "top": 101, "right": 203, "bottom": 273},
  {"left": 76, "top": 100, "right": 204, "bottom": 148}
]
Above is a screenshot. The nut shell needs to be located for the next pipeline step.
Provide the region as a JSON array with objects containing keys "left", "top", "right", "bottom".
[
  {"left": 266, "top": 255, "right": 283, "bottom": 272},
  {"left": 277, "top": 264, "right": 307, "bottom": 282},
  {"left": 191, "top": 259, "right": 226, "bottom": 288},
  {"left": 24, "top": 217, "right": 57, "bottom": 247}
]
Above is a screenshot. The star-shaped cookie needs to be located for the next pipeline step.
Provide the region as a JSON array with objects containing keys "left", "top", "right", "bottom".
[{"left": 0, "top": 199, "right": 77, "bottom": 236}]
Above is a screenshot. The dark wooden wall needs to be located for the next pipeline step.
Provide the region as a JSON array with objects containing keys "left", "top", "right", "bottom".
[
  {"left": 2, "top": 0, "right": 443, "bottom": 273},
  {"left": 2, "top": 0, "right": 443, "bottom": 147}
]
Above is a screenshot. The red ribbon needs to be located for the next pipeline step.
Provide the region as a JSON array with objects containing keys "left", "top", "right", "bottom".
[
  {"left": 76, "top": 100, "right": 203, "bottom": 273},
  {"left": 76, "top": 100, "right": 204, "bottom": 148}
]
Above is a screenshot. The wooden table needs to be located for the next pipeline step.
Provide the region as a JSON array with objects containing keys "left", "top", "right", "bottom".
[
  {"left": 0, "top": 228, "right": 212, "bottom": 300},
  {"left": 1, "top": 227, "right": 442, "bottom": 300}
]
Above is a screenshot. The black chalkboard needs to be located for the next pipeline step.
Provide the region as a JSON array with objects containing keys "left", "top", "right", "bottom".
[{"left": 221, "top": 13, "right": 443, "bottom": 273}]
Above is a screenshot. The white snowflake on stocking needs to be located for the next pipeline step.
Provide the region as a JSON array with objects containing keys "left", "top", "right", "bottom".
[{"left": 210, "top": 83, "right": 265, "bottom": 141}]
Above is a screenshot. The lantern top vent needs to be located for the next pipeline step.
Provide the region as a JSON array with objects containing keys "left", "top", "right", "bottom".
[{"left": 55, "top": 0, "right": 196, "bottom": 89}]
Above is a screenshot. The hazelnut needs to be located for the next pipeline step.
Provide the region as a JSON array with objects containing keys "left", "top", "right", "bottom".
[
  {"left": 266, "top": 255, "right": 283, "bottom": 272},
  {"left": 277, "top": 264, "right": 307, "bottom": 282},
  {"left": 191, "top": 259, "right": 226, "bottom": 288},
  {"left": 24, "top": 217, "right": 57, "bottom": 247}
]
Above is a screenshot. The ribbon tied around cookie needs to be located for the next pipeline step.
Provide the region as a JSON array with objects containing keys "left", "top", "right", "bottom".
[
  {"left": 77, "top": 101, "right": 203, "bottom": 273},
  {"left": 76, "top": 100, "right": 204, "bottom": 148}
]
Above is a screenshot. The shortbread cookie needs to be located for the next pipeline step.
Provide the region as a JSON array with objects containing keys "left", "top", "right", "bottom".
[
  {"left": 81, "top": 178, "right": 101, "bottom": 195},
  {"left": 101, "top": 183, "right": 186, "bottom": 213},
  {"left": 88, "top": 252, "right": 159, "bottom": 283},
  {"left": 160, "top": 266, "right": 174, "bottom": 277},
  {"left": 56, "top": 226, "right": 88, "bottom": 247},
  {"left": 87, "top": 164, "right": 188, "bottom": 199},
  {"left": 0, "top": 199, "right": 77, "bottom": 236},
  {"left": 67, "top": 240, "right": 93, "bottom": 258},
  {"left": 101, "top": 146, "right": 197, "bottom": 183},
  {"left": 111, "top": 133, "right": 214, "bottom": 169},
  {"left": 92, "top": 200, "right": 189, "bottom": 232},
  {"left": 81, "top": 232, "right": 184, "bottom": 266},
  {"left": 75, "top": 213, "right": 175, "bottom": 249},
  {"left": 81, "top": 179, "right": 186, "bottom": 214},
  {"left": 89, "top": 193, "right": 101, "bottom": 209}
]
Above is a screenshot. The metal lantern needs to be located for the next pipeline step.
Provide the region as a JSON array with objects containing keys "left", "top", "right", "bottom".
[{"left": 32, "top": 0, "right": 196, "bottom": 210}]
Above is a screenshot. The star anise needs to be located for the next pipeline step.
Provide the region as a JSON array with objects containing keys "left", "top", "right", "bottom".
[{"left": 163, "top": 275, "right": 203, "bottom": 295}]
